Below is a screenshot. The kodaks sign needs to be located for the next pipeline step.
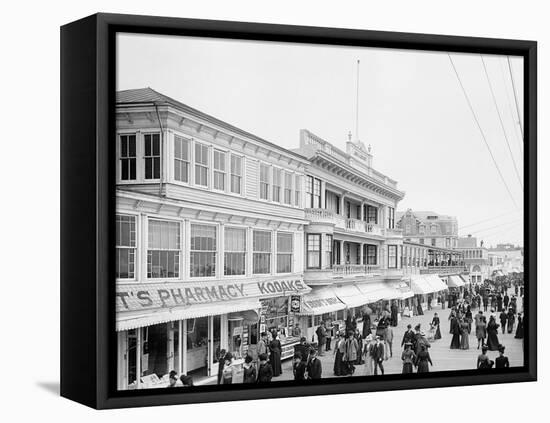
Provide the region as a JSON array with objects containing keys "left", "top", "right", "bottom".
[{"left": 117, "top": 277, "right": 310, "bottom": 312}]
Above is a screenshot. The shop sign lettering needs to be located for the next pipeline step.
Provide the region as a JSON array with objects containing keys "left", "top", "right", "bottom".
[{"left": 117, "top": 277, "right": 309, "bottom": 312}]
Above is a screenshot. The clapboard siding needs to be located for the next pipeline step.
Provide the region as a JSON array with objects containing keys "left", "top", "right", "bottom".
[{"left": 245, "top": 158, "right": 258, "bottom": 199}]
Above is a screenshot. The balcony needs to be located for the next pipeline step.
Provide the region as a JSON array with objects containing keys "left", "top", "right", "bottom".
[
  {"left": 305, "top": 208, "right": 383, "bottom": 237},
  {"left": 303, "top": 264, "right": 382, "bottom": 285}
]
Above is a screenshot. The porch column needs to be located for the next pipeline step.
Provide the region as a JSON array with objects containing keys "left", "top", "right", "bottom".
[
  {"left": 360, "top": 243, "right": 365, "bottom": 265},
  {"left": 339, "top": 194, "right": 345, "bottom": 216},
  {"left": 360, "top": 202, "right": 365, "bottom": 221},
  {"left": 340, "top": 241, "right": 345, "bottom": 264},
  {"left": 320, "top": 180, "right": 326, "bottom": 209}
]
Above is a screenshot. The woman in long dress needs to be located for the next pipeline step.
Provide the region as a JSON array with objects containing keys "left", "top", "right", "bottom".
[
  {"left": 450, "top": 315, "right": 461, "bottom": 349},
  {"left": 515, "top": 313, "right": 524, "bottom": 339},
  {"left": 363, "top": 334, "right": 375, "bottom": 376},
  {"left": 432, "top": 313, "right": 442, "bottom": 340},
  {"left": 415, "top": 344, "right": 433, "bottom": 373},
  {"left": 269, "top": 335, "right": 283, "bottom": 377},
  {"left": 465, "top": 306, "right": 473, "bottom": 334},
  {"left": 486, "top": 316, "right": 500, "bottom": 351},
  {"left": 333, "top": 332, "right": 347, "bottom": 376},
  {"left": 460, "top": 319, "right": 470, "bottom": 350},
  {"left": 477, "top": 346, "right": 493, "bottom": 369},
  {"left": 401, "top": 343, "right": 416, "bottom": 374}
]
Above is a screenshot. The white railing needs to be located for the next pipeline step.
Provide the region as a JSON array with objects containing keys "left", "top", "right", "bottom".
[{"left": 332, "top": 264, "right": 380, "bottom": 277}]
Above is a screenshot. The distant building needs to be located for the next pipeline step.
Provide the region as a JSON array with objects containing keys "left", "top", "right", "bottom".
[
  {"left": 487, "top": 244, "right": 524, "bottom": 275},
  {"left": 396, "top": 209, "right": 458, "bottom": 249},
  {"left": 456, "top": 235, "right": 490, "bottom": 284}
]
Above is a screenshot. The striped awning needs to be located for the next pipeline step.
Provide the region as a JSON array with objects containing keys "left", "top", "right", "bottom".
[
  {"left": 410, "top": 275, "right": 448, "bottom": 295},
  {"left": 447, "top": 275, "right": 466, "bottom": 288},
  {"left": 356, "top": 282, "right": 403, "bottom": 302},
  {"left": 117, "top": 298, "right": 261, "bottom": 331}
]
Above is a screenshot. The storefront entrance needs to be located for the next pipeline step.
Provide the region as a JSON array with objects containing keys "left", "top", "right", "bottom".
[{"left": 185, "top": 315, "right": 220, "bottom": 382}]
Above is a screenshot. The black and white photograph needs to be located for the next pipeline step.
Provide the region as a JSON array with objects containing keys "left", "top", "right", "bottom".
[{"left": 114, "top": 32, "right": 527, "bottom": 390}]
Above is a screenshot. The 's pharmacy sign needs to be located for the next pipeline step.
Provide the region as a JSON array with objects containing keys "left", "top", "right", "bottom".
[{"left": 117, "top": 277, "right": 310, "bottom": 312}]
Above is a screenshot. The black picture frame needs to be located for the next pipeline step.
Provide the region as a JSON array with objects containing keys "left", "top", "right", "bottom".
[{"left": 60, "top": 12, "right": 537, "bottom": 409}]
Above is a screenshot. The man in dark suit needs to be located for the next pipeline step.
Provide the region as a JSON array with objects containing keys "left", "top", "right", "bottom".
[
  {"left": 499, "top": 310, "right": 508, "bottom": 334},
  {"left": 306, "top": 348, "right": 322, "bottom": 380},
  {"left": 371, "top": 336, "right": 385, "bottom": 375},
  {"left": 503, "top": 294, "right": 510, "bottom": 310},
  {"left": 401, "top": 324, "right": 415, "bottom": 349},
  {"left": 316, "top": 322, "right": 327, "bottom": 356}
]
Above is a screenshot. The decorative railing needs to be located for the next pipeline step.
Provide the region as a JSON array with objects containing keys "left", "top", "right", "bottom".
[
  {"left": 420, "top": 266, "right": 468, "bottom": 275},
  {"left": 332, "top": 264, "right": 380, "bottom": 277}
]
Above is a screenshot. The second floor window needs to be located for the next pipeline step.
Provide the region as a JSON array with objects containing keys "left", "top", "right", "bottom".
[
  {"left": 431, "top": 238, "right": 436, "bottom": 246},
  {"left": 305, "top": 176, "right": 321, "bottom": 208},
  {"left": 253, "top": 230, "right": 272, "bottom": 274},
  {"left": 388, "top": 245, "right": 397, "bottom": 268},
  {"left": 324, "top": 235, "right": 333, "bottom": 268},
  {"left": 272, "top": 168, "right": 282, "bottom": 202},
  {"left": 260, "top": 163, "right": 270, "bottom": 200},
  {"left": 213, "top": 150, "right": 226, "bottom": 191},
  {"left": 147, "top": 219, "right": 180, "bottom": 278},
  {"left": 230, "top": 155, "right": 242, "bottom": 194},
  {"left": 224, "top": 227, "right": 246, "bottom": 276},
  {"left": 144, "top": 133, "right": 160, "bottom": 179},
  {"left": 306, "top": 234, "right": 321, "bottom": 269},
  {"left": 284, "top": 172, "right": 292, "bottom": 205},
  {"left": 174, "top": 136, "right": 190, "bottom": 183},
  {"left": 387, "top": 207, "right": 395, "bottom": 229},
  {"left": 295, "top": 175, "right": 302, "bottom": 207},
  {"left": 366, "top": 205, "right": 378, "bottom": 224},
  {"left": 366, "top": 245, "right": 377, "bottom": 265},
  {"left": 419, "top": 238, "right": 425, "bottom": 244},
  {"left": 276, "top": 233, "right": 293, "bottom": 273},
  {"left": 116, "top": 214, "right": 136, "bottom": 278},
  {"left": 190, "top": 224, "right": 217, "bottom": 277},
  {"left": 195, "top": 143, "right": 209, "bottom": 187},
  {"left": 120, "top": 134, "right": 136, "bottom": 180}
]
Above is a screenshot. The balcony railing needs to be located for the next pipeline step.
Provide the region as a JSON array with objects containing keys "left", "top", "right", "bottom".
[
  {"left": 305, "top": 209, "right": 383, "bottom": 236},
  {"left": 332, "top": 264, "right": 380, "bottom": 277},
  {"left": 420, "top": 266, "right": 468, "bottom": 275}
]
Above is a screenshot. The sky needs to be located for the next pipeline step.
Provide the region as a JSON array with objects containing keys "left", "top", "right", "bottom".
[{"left": 117, "top": 33, "right": 525, "bottom": 247}]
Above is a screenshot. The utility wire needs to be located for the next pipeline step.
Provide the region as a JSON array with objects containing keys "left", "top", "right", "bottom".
[
  {"left": 463, "top": 217, "right": 523, "bottom": 235},
  {"left": 480, "top": 55, "right": 523, "bottom": 191},
  {"left": 500, "top": 57, "right": 524, "bottom": 155},
  {"left": 458, "top": 209, "right": 521, "bottom": 230},
  {"left": 507, "top": 56, "right": 524, "bottom": 140},
  {"left": 447, "top": 53, "right": 519, "bottom": 210}
]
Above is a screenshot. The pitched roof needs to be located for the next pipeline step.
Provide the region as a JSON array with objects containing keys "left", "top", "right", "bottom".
[
  {"left": 396, "top": 210, "right": 456, "bottom": 222},
  {"left": 116, "top": 88, "right": 307, "bottom": 161}
]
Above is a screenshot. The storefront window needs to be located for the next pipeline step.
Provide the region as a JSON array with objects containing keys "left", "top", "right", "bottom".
[
  {"left": 224, "top": 227, "right": 246, "bottom": 275},
  {"left": 253, "top": 230, "right": 272, "bottom": 274},
  {"left": 140, "top": 322, "right": 179, "bottom": 383},
  {"left": 262, "top": 297, "right": 289, "bottom": 336},
  {"left": 190, "top": 224, "right": 217, "bottom": 277},
  {"left": 276, "top": 232, "right": 293, "bottom": 273}
]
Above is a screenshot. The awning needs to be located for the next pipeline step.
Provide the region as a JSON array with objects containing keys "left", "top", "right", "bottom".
[
  {"left": 409, "top": 275, "right": 448, "bottom": 295},
  {"left": 356, "top": 282, "right": 403, "bottom": 301},
  {"left": 299, "top": 287, "right": 346, "bottom": 315},
  {"left": 459, "top": 275, "right": 470, "bottom": 285},
  {"left": 117, "top": 298, "right": 261, "bottom": 331},
  {"left": 392, "top": 281, "right": 415, "bottom": 300},
  {"left": 447, "top": 275, "right": 466, "bottom": 288},
  {"left": 332, "top": 284, "right": 372, "bottom": 308}
]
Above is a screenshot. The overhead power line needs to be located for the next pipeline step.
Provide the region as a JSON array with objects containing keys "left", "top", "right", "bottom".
[
  {"left": 499, "top": 57, "right": 524, "bottom": 155},
  {"left": 480, "top": 55, "right": 523, "bottom": 191},
  {"left": 463, "top": 217, "right": 523, "bottom": 235},
  {"left": 447, "top": 53, "right": 519, "bottom": 210},
  {"left": 458, "top": 209, "right": 521, "bottom": 230},
  {"left": 507, "top": 56, "right": 524, "bottom": 140}
]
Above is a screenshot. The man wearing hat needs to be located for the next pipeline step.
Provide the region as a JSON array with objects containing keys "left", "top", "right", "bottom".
[
  {"left": 306, "top": 347, "right": 322, "bottom": 380},
  {"left": 401, "top": 324, "right": 415, "bottom": 349},
  {"left": 370, "top": 335, "right": 385, "bottom": 375}
]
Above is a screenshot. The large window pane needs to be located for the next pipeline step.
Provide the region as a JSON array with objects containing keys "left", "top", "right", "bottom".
[
  {"left": 260, "top": 163, "right": 270, "bottom": 200},
  {"left": 388, "top": 245, "right": 397, "bottom": 269},
  {"left": 276, "top": 232, "right": 293, "bottom": 273},
  {"left": 230, "top": 155, "right": 242, "bottom": 194},
  {"left": 120, "top": 135, "right": 136, "bottom": 180},
  {"left": 116, "top": 215, "right": 136, "bottom": 279},
  {"left": 174, "top": 136, "right": 190, "bottom": 183},
  {"left": 214, "top": 150, "right": 226, "bottom": 190},
  {"left": 144, "top": 134, "right": 160, "bottom": 179},
  {"left": 195, "top": 143, "right": 209, "bottom": 187},
  {"left": 190, "top": 224, "right": 217, "bottom": 277},
  {"left": 147, "top": 219, "right": 180, "bottom": 278},
  {"left": 253, "top": 230, "right": 271, "bottom": 274},
  {"left": 224, "top": 227, "right": 246, "bottom": 275},
  {"left": 307, "top": 234, "right": 321, "bottom": 269}
]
